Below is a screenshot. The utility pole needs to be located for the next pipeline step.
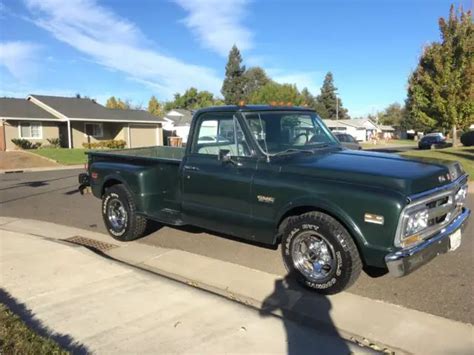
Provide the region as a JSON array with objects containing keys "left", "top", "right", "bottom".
[{"left": 336, "top": 96, "right": 339, "bottom": 120}]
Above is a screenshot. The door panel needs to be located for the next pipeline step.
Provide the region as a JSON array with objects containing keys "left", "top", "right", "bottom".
[{"left": 181, "top": 112, "right": 256, "bottom": 239}]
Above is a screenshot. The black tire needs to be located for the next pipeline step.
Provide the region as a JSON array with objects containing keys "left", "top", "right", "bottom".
[
  {"left": 102, "top": 184, "right": 147, "bottom": 241},
  {"left": 281, "top": 211, "right": 362, "bottom": 294}
]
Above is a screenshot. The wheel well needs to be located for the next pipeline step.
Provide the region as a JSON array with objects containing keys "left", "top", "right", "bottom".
[
  {"left": 276, "top": 205, "right": 365, "bottom": 264},
  {"left": 102, "top": 179, "right": 122, "bottom": 196}
]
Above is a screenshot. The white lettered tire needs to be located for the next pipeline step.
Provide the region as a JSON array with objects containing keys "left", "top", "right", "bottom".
[
  {"left": 281, "top": 211, "right": 362, "bottom": 294},
  {"left": 102, "top": 184, "right": 147, "bottom": 241}
]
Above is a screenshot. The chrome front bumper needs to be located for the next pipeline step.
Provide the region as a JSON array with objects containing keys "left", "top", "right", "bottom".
[{"left": 385, "top": 207, "right": 471, "bottom": 277}]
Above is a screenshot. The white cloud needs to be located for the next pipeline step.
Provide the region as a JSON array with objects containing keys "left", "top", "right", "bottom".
[
  {"left": 269, "top": 70, "right": 324, "bottom": 95},
  {"left": 24, "top": 0, "right": 222, "bottom": 99},
  {"left": 0, "top": 41, "right": 40, "bottom": 81},
  {"left": 174, "top": 0, "right": 253, "bottom": 56}
]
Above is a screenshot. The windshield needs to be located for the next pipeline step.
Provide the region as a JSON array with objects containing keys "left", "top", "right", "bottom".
[{"left": 242, "top": 111, "right": 338, "bottom": 155}]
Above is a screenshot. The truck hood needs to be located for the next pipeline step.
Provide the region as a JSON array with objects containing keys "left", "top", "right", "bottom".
[{"left": 281, "top": 148, "right": 464, "bottom": 195}]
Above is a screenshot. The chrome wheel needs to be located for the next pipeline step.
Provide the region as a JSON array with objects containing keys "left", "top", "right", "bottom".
[
  {"left": 291, "top": 232, "right": 336, "bottom": 282},
  {"left": 107, "top": 198, "right": 127, "bottom": 231}
]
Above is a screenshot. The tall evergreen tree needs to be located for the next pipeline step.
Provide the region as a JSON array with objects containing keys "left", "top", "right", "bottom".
[
  {"left": 148, "top": 96, "right": 162, "bottom": 116},
  {"left": 316, "top": 72, "right": 349, "bottom": 120},
  {"left": 406, "top": 5, "right": 473, "bottom": 143},
  {"left": 221, "top": 45, "right": 247, "bottom": 104}
]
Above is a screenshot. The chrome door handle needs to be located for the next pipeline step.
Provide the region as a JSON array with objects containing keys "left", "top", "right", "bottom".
[{"left": 183, "top": 165, "right": 200, "bottom": 171}]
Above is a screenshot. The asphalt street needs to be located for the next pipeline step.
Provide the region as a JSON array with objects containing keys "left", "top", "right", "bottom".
[{"left": 1, "top": 168, "right": 473, "bottom": 324}]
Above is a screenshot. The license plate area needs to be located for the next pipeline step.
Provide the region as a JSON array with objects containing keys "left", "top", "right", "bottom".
[{"left": 449, "top": 230, "right": 462, "bottom": 251}]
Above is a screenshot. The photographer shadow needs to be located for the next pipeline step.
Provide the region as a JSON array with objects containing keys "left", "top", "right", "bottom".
[{"left": 259, "top": 273, "right": 353, "bottom": 355}]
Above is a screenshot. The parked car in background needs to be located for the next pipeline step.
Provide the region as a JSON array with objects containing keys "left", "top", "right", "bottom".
[
  {"left": 418, "top": 133, "right": 447, "bottom": 149},
  {"left": 333, "top": 132, "right": 362, "bottom": 150}
]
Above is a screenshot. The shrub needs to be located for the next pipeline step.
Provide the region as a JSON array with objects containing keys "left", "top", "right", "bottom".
[
  {"left": 46, "top": 138, "right": 60, "bottom": 147},
  {"left": 11, "top": 139, "right": 42, "bottom": 149},
  {"left": 82, "top": 139, "right": 126, "bottom": 149},
  {"left": 460, "top": 131, "right": 474, "bottom": 146}
]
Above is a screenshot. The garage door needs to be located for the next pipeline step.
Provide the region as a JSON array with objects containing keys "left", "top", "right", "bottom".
[{"left": 129, "top": 125, "right": 158, "bottom": 148}]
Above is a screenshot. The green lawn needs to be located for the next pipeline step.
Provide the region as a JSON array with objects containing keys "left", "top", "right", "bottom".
[
  {"left": 34, "top": 148, "right": 88, "bottom": 165},
  {"left": 400, "top": 146, "right": 474, "bottom": 180},
  {"left": 361, "top": 139, "right": 417, "bottom": 149},
  {"left": 0, "top": 303, "right": 68, "bottom": 354}
]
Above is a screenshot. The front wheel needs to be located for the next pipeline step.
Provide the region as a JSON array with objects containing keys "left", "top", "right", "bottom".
[
  {"left": 102, "top": 184, "right": 147, "bottom": 241},
  {"left": 281, "top": 211, "right": 362, "bottom": 294}
]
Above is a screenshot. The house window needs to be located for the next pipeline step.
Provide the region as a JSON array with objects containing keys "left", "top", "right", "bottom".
[
  {"left": 84, "top": 123, "right": 103, "bottom": 138},
  {"left": 19, "top": 122, "right": 42, "bottom": 139}
]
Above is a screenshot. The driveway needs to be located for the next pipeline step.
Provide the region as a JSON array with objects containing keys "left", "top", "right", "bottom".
[
  {"left": 1, "top": 169, "right": 473, "bottom": 324},
  {"left": 0, "top": 151, "right": 59, "bottom": 170}
]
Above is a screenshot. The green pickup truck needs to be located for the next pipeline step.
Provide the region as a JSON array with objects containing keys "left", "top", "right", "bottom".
[{"left": 80, "top": 105, "right": 470, "bottom": 294}]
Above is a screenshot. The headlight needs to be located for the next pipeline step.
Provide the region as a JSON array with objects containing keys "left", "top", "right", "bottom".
[
  {"left": 405, "top": 209, "right": 429, "bottom": 236},
  {"left": 455, "top": 185, "right": 468, "bottom": 205}
]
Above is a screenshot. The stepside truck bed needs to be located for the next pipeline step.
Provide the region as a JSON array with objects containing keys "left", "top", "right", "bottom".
[
  {"left": 86, "top": 146, "right": 186, "bottom": 163},
  {"left": 86, "top": 146, "right": 186, "bottom": 220}
]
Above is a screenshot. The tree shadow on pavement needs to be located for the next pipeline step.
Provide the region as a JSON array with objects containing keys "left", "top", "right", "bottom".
[
  {"left": 0, "top": 288, "right": 88, "bottom": 354},
  {"left": 259, "top": 273, "right": 352, "bottom": 355}
]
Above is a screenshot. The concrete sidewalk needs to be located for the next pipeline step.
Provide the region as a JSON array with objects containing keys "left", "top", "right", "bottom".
[
  {"left": 1, "top": 229, "right": 370, "bottom": 354},
  {"left": 1, "top": 217, "right": 473, "bottom": 354}
]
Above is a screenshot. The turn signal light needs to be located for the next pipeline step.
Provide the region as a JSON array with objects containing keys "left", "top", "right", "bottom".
[{"left": 401, "top": 234, "right": 422, "bottom": 248}]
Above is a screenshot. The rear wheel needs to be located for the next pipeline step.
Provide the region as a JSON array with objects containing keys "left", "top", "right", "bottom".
[
  {"left": 281, "top": 211, "right": 362, "bottom": 294},
  {"left": 102, "top": 184, "right": 147, "bottom": 241}
]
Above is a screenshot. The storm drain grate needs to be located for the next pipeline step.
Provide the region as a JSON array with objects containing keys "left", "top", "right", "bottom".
[{"left": 65, "top": 236, "right": 118, "bottom": 252}]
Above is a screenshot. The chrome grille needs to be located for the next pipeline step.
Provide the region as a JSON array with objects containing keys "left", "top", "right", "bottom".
[{"left": 395, "top": 175, "right": 469, "bottom": 247}]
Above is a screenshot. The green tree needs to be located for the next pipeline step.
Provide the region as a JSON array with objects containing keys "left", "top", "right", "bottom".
[
  {"left": 300, "top": 87, "right": 316, "bottom": 107},
  {"left": 164, "top": 87, "right": 222, "bottom": 111},
  {"left": 378, "top": 103, "right": 406, "bottom": 126},
  {"left": 316, "top": 72, "right": 350, "bottom": 120},
  {"left": 248, "top": 82, "right": 304, "bottom": 105},
  {"left": 148, "top": 96, "right": 162, "bottom": 116},
  {"left": 221, "top": 45, "right": 247, "bottom": 104},
  {"left": 243, "top": 67, "right": 271, "bottom": 99},
  {"left": 406, "top": 5, "right": 473, "bottom": 143}
]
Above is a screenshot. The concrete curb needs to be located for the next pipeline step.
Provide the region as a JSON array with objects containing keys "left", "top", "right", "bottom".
[
  {"left": 0, "top": 164, "right": 84, "bottom": 174},
  {"left": 1, "top": 217, "right": 473, "bottom": 354}
]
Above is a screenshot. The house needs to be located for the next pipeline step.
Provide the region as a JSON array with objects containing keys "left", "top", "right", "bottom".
[
  {"left": 0, "top": 95, "right": 165, "bottom": 151},
  {"left": 162, "top": 108, "right": 194, "bottom": 144},
  {"left": 323, "top": 119, "right": 367, "bottom": 142},
  {"left": 359, "top": 118, "right": 380, "bottom": 140}
]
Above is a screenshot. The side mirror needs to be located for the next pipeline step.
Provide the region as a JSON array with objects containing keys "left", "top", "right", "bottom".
[{"left": 218, "top": 149, "right": 231, "bottom": 163}]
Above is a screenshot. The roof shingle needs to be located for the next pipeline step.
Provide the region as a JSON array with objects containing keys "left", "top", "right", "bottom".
[{"left": 0, "top": 98, "right": 57, "bottom": 119}]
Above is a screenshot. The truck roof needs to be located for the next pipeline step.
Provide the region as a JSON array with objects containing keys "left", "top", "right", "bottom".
[{"left": 194, "top": 105, "right": 316, "bottom": 115}]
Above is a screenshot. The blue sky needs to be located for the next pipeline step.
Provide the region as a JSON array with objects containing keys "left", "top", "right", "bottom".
[{"left": 0, "top": 0, "right": 469, "bottom": 117}]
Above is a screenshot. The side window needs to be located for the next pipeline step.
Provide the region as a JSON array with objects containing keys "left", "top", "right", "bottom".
[{"left": 192, "top": 114, "right": 251, "bottom": 157}]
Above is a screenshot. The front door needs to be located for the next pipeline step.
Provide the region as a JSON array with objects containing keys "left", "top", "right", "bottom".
[{"left": 181, "top": 112, "right": 257, "bottom": 239}]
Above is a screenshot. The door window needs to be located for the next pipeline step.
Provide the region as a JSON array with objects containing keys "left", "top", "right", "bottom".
[{"left": 192, "top": 114, "right": 251, "bottom": 157}]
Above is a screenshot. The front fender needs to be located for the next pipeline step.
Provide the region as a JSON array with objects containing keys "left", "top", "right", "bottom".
[
  {"left": 276, "top": 196, "right": 368, "bottom": 247},
  {"left": 274, "top": 186, "right": 405, "bottom": 268}
]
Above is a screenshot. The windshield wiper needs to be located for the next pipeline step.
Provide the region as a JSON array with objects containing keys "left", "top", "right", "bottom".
[
  {"left": 308, "top": 142, "right": 333, "bottom": 149},
  {"left": 272, "top": 148, "right": 315, "bottom": 157}
]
